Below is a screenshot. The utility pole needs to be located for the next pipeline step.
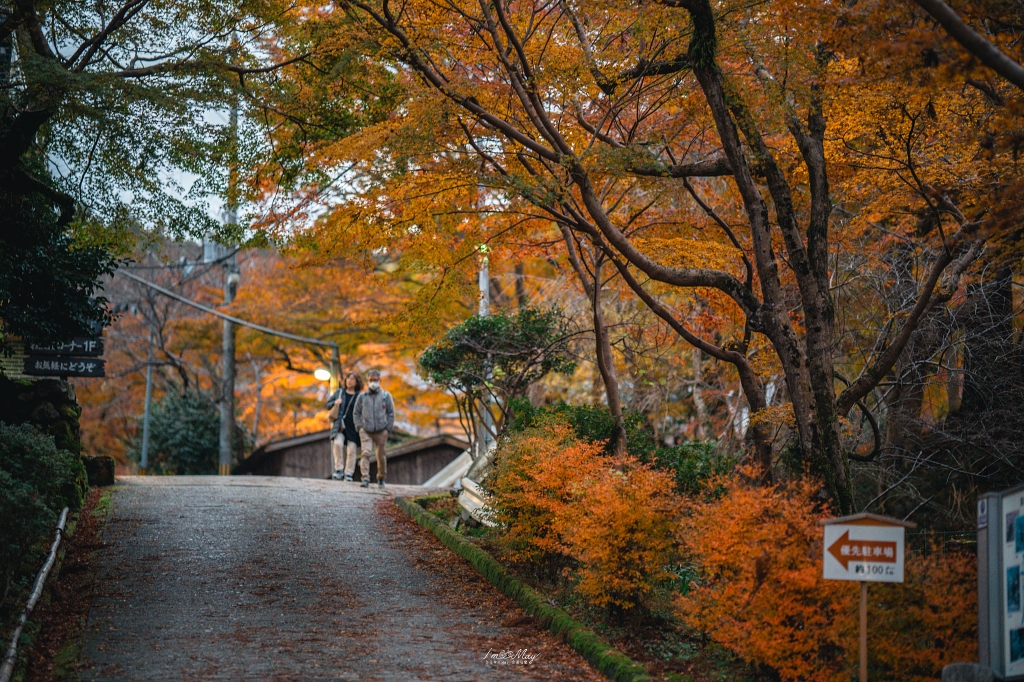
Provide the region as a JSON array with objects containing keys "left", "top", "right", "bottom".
[
  {"left": 478, "top": 248, "right": 490, "bottom": 317},
  {"left": 218, "top": 253, "right": 238, "bottom": 475},
  {"left": 139, "top": 331, "right": 154, "bottom": 475},
  {"left": 218, "top": 99, "right": 240, "bottom": 476}
]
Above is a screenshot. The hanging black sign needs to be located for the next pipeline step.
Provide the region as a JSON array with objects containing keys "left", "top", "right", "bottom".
[{"left": 24, "top": 356, "right": 106, "bottom": 378}]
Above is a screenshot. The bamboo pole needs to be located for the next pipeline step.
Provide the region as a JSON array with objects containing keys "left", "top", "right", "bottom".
[{"left": 0, "top": 507, "right": 70, "bottom": 682}]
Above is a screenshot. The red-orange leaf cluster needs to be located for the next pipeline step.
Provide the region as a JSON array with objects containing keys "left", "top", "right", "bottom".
[{"left": 677, "top": 475, "right": 976, "bottom": 681}]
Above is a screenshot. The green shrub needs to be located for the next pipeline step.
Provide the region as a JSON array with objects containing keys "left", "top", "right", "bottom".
[
  {"left": 419, "top": 308, "right": 576, "bottom": 436},
  {"left": 506, "top": 398, "right": 732, "bottom": 494},
  {"left": 633, "top": 438, "right": 733, "bottom": 496},
  {"left": 128, "top": 390, "right": 245, "bottom": 474},
  {"left": 0, "top": 421, "right": 86, "bottom": 605},
  {"left": 508, "top": 397, "right": 618, "bottom": 441}
]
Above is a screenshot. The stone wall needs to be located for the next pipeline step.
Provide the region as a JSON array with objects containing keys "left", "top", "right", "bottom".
[
  {"left": 0, "top": 375, "right": 82, "bottom": 455},
  {"left": 0, "top": 375, "right": 114, "bottom": 484}
]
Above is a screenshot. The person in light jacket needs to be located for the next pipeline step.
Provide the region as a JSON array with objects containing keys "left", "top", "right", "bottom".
[
  {"left": 325, "top": 371, "right": 364, "bottom": 481},
  {"left": 352, "top": 369, "right": 395, "bottom": 488}
]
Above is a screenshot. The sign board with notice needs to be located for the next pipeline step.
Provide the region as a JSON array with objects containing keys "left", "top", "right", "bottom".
[
  {"left": 23, "top": 356, "right": 105, "bottom": 378},
  {"left": 979, "top": 484, "right": 1024, "bottom": 681},
  {"left": 1000, "top": 486, "right": 1024, "bottom": 678},
  {"left": 821, "top": 513, "right": 913, "bottom": 583},
  {"left": 18, "top": 335, "right": 106, "bottom": 378},
  {"left": 820, "top": 512, "right": 916, "bottom": 682},
  {"left": 28, "top": 337, "right": 104, "bottom": 357}
]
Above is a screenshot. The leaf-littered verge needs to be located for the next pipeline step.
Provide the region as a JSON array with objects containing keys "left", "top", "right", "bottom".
[{"left": 394, "top": 496, "right": 651, "bottom": 682}]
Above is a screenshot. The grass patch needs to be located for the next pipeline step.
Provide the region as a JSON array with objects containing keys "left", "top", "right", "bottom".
[
  {"left": 412, "top": 493, "right": 461, "bottom": 523},
  {"left": 91, "top": 489, "right": 112, "bottom": 521}
]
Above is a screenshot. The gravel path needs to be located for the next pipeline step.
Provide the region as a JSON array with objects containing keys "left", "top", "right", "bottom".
[{"left": 79, "top": 476, "right": 599, "bottom": 681}]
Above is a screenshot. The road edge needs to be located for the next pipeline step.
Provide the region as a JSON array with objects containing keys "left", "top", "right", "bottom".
[
  {"left": 393, "top": 496, "right": 651, "bottom": 682},
  {"left": 18, "top": 486, "right": 114, "bottom": 682},
  {"left": 50, "top": 487, "right": 113, "bottom": 680}
]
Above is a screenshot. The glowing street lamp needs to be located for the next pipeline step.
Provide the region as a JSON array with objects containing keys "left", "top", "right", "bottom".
[{"left": 314, "top": 368, "right": 332, "bottom": 382}]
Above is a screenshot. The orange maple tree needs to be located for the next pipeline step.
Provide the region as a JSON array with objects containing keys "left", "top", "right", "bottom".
[
  {"left": 248, "top": 0, "right": 1023, "bottom": 513},
  {"left": 76, "top": 246, "right": 454, "bottom": 468},
  {"left": 490, "top": 418, "right": 681, "bottom": 611}
]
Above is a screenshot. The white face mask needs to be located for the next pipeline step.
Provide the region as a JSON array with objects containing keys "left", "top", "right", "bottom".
[{"left": 368, "top": 380, "right": 380, "bottom": 390}]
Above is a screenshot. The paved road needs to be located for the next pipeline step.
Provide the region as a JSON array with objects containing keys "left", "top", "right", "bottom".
[{"left": 79, "top": 477, "right": 598, "bottom": 681}]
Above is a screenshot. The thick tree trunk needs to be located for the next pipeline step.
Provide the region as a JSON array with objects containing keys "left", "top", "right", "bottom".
[{"left": 684, "top": 0, "right": 851, "bottom": 509}]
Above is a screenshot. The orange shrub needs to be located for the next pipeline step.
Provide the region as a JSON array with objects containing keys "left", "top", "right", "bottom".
[
  {"left": 677, "top": 476, "right": 853, "bottom": 681},
  {"left": 567, "top": 459, "right": 682, "bottom": 610},
  {"left": 490, "top": 423, "right": 606, "bottom": 565},
  {"left": 869, "top": 549, "right": 977, "bottom": 680},
  {"left": 491, "top": 420, "right": 683, "bottom": 612},
  {"left": 677, "top": 475, "right": 977, "bottom": 682}
]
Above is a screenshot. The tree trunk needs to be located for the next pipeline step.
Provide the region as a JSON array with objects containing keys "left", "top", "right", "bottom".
[
  {"left": 560, "top": 227, "right": 626, "bottom": 453},
  {"left": 590, "top": 259, "right": 627, "bottom": 455},
  {"left": 692, "top": 347, "right": 707, "bottom": 439},
  {"left": 684, "top": 0, "right": 849, "bottom": 508},
  {"left": 514, "top": 262, "right": 528, "bottom": 309}
]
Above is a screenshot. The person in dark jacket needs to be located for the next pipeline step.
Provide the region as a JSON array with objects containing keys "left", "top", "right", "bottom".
[
  {"left": 326, "top": 371, "right": 364, "bottom": 481},
  {"left": 352, "top": 369, "right": 395, "bottom": 488}
]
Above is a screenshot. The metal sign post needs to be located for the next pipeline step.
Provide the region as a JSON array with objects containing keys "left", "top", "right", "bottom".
[{"left": 821, "top": 512, "right": 916, "bottom": 682}]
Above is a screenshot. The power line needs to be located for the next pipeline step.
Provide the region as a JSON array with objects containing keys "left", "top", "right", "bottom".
[{"left": 117, "top": 269, "right": 339, "bottom": 350}]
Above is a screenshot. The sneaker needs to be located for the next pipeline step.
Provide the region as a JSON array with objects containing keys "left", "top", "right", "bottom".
[
  {"left": 331, "top": 470, "right": 343, "bottom": 480},
  {"left": 360, "top": 479, "right": 370, "bottom": 488},
  {"left": 344, "top": 474, "right": 353, "bottom": 482},
  {"left": 378, "top": 479, "right": 386, "bottom": 489}
]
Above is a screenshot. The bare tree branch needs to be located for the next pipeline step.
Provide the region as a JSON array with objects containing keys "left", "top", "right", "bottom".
[{"left": 913, "top": 0, "right": 1024, "bottom": 92}]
